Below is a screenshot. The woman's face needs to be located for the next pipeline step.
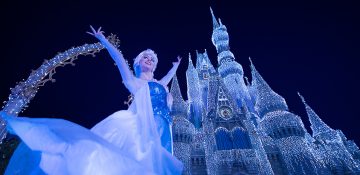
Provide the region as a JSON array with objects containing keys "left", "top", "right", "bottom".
[{"left": 139, "top": 54, "right": 155, "bottom": 72}]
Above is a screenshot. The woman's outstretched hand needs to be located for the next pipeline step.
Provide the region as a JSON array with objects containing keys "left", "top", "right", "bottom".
[
  {"left": 173, "top": 56, "right": 182, "bottom": 67},
  {"left": 86, "top": 25, "right": 106, "bottom": 41},
  {"left": 160, "top": 56, "right": 182, "bottom": 85}
]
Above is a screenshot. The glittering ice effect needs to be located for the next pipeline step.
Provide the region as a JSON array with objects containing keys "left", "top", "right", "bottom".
[
  {"left": 1, "top": 7, "right": 359, "bottom": 174},
  {"left": 0, "top": 34, "right": 120, "bottom": 143},
  {"left": 170, "top": 7, "right": 360, "bottom": 175}
]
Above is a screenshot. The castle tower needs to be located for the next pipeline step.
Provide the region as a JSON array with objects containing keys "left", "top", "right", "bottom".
[
  {"left": 210, "top": 8, "right": 253, "bottom": 110},
  {"left": 195, "top": 49, "right": 216, "bottom": 110},
  {"left": 210, "top": 7, "right": 233, "bottom": 63},
  {"left": 170, "top": 75, "right": 195, "bottom": 175},
  {"left": 202, "top": 75, "right": 220, "bottom": 175},
  {"left": 186, "top": 53, "right": 203, "bottom": 129},
  {"left": 203, "top": 74, "right": 269, "bottom": 174}
]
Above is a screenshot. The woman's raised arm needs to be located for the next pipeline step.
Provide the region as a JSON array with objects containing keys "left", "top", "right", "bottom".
[
  {"left": 159, "top": 56, "right": 182, "bottom": 86},
  {"left": 87, "top": 26, "right": 135, "bottom": 84}
]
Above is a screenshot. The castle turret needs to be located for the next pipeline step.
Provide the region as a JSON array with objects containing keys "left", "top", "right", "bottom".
[
  {"left": 210, "top": 8, "right": 253, "bottom": 109},
  {"left": 210, "top": 7, "right": 233, "bottom": 63},
  {"left": 186, "top": 53, "right": 203, "bottom": 129},
  {"left": 170, "top": 74, "right": 195, "bottom": 175},
  {"left": 195, "top": 49, "right": 216, "bottom": 111}
]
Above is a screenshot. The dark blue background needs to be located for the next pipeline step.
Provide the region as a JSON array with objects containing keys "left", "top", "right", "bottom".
[{"left": 1, "top": 1, "right": 359, "bottom": 144}]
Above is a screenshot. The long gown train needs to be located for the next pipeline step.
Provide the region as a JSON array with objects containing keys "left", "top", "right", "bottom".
[{"left": 3, "top": 82, "right": 183, "bottom": 175}]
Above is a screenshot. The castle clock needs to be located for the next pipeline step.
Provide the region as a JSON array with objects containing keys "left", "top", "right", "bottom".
[{"left": 218, "top": 106, "right": 233, "bottom": 120}]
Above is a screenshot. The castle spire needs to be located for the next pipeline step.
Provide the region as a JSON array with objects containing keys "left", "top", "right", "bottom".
[
  {"left": 210, "top": 7, "right": 219, "bottom": 29},
  {"left": 170, "top": 74, "right": 185, "bottom": 103},
  {"left": 250, "top": 57, "right": 273, "bottom": 89},
  {"left": 195, "top": 50, "right": 201, "bottom": 69},
  {"left": 186, "top": 52, "right": 199, "bottom": 99},
  {"left": 210, "top": 7, "right": 232, "bottom": 63},
  {"left": 249, "top": 57, "right": 261, "bottom": 87},
  {"left": 186, "top": 52, "right": 203, "bottom": 128},
  {"left": 170, "top": 74, "right": 187, "bottom": 115},
  {"left": 298, "top": 92, "right": 334, "bottom": 137},
  {"left": 187, "top": 53, "right": 195, "bottom": 70},
  {"left": 218, "top": 18, "right": 223, "bottom": 26},
  {"left": 250, "top": 58, "right": 288, "bottom": 117}
]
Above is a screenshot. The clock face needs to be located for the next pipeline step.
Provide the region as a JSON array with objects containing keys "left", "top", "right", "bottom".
[{"left": 219, "top": 106, "right": 233, "bottom": 120}]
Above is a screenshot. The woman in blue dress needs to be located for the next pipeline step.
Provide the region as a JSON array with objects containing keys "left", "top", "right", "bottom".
[{"left": 2, "top": 26, "right": 183, "bottom": 174}]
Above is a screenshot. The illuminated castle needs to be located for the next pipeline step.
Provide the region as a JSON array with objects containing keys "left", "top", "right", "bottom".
[
  {"left": 0, "top": 7, "right": 359, "bottom": 175},
  {"left": 171, "top": 8, "right": 360, "bottom": 175}
]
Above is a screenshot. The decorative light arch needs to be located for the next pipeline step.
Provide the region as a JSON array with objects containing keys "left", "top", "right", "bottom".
[{"left": 0, "top": 35, "right": 120, "bottom": 143}]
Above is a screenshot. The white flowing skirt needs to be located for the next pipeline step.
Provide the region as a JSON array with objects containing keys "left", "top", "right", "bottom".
[{"left": 4, "top": 110, "right": 183, "bottom": 175}]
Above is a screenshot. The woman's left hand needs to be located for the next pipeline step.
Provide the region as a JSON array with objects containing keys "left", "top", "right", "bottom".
[
  {"left": 173, "top": 56, "right": 182, "bottom": 67},
  {"left": 86, "top": 25, "right": 106, "bottom": 41}
]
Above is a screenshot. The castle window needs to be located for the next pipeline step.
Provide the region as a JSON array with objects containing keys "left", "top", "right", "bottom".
[{"left": 202, "top": 64, "right": 208, "bottom": 70}]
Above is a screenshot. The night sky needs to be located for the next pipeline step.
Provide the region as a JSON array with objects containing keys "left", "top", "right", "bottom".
[{"left": 0, "top": 1, "right": 359, "bottom": 145}]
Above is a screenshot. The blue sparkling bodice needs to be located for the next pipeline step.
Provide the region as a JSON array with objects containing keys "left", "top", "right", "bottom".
[
  {"left": 148, "top": 82, "right": 173, "bottom": 153},
  {"left": 148, "top": 82, "right": 172, "bottom": 124}
]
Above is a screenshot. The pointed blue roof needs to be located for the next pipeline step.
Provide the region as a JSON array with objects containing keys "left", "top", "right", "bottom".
[
  {"left": 170, "top": 74, "right": 187, "bottom": 115},
  {"left": 195, "top": 50, "right": 202, "bottom": 70},
  {"left": 210, "top": 7, "right": 219, "bottom": 29},
  {"left": 187, "top": 53, "right": 195, "bottom": 70},
  {"left": 186, "top": 52, "right": 201, "bottom": 102},
  {"left": 298, "top": 92, "right": 334, "bottom": 137},
  {"left": 250, "top": 58, "right": 288, "bottom": 117}
]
